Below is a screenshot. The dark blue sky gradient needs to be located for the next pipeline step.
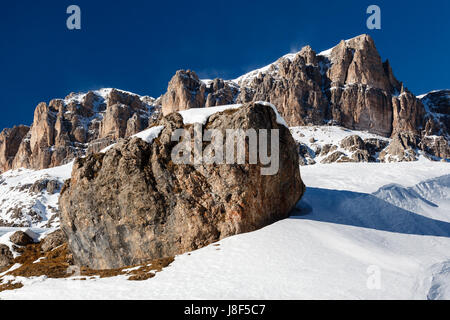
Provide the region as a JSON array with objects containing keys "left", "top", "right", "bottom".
[{"left": 1, "top": 0, "right": 449, "bottom": 129}]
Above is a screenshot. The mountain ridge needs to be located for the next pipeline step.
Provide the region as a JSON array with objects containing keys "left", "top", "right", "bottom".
[{"left": 0, "top": 34, "right": 448, "bottom": 174}]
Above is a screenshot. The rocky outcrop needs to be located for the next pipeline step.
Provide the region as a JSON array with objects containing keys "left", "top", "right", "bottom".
[
  {"left": 379, "top": 132, "right": 419, "bottom": 162},
  {"left": 392, "top": 87, "right": 425, "bottom": 135},
  {"left": 1, "top": 89, "right": 160, "bottom": 173},
  {"left": 0, "top": 245, "right": 13, "bottom": 267},
  {"left": 419, "top": 90, "right": 450, "bottom": 159},
  {"left": 161, "top": 70, "right": 238, "bottom": 116},
  {"left": 292, "top": 126, "right": 391, "bottom": 165},
  {"left": 0, "top": 125, "right": 30, "bottom": 173},
  {"left": 9, "top": 231, "right": 34, "bottom": 246},
  {"left": 60, "top": 102, "right": 305, "bottom": 269}
]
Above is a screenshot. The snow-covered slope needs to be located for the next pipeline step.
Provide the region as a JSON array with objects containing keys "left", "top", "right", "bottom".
[
  {"left": 1, "top": 159, "right": 449, "bottom": 300},
  {"left": 0, "top": 163, "right": 73, "bottom": 228},
  {"left": 290, "top": 125, "right": 391, "bottom": 164}
]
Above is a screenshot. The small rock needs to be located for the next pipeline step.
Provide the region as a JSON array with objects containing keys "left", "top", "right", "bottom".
[
  {"left": 351, "top": 150, "right": 371, "bottom": 162},
  {"left": 46, "top": 180, "right": 61, "bottom": 194},
  {"left": 321, "top": 151, "right": 347, "bottom": 164},
  {"left": 10, "top": 231, "right": 34, "bottom": 246},
  {"left": 340, "top": 135, "right": 365, "bottom": 151},
  {"left": 320, "top": 144, "right": 337, "bottom": 156}
]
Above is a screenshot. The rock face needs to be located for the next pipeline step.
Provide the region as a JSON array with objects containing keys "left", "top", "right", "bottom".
[
  {"left": 161, "top": 70, "right": 239, "bottom": 116},
  {"left": 291, "top": 126, "right": 390, "bottom": 165},
  {"left": 0, "top": 89, "right": 161, "bottom": 173},
  {"left": 0, "top": 244, "right": 13, "bottom": 267},
  {"left": 235, "top": 35, "right": 406, "bottom": 137},
  {"left": 419, "top": 90, "right": 450, "bottom": 159},
  {"left": 60, "top": 102, "right": 305, "bottom": 269},
  {"left": 0, "top": 125, "right": 30, "bottom": 172},
  {"left": 9, "top": 231, "right": 34, "bottom": 246}
]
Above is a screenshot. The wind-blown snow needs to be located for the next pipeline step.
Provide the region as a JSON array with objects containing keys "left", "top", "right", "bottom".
[
  {"left": 133, "top": 126, "right": 165, "bottom": 144},
  {"left": 178, "top": 104, "right": 242, "bottom": 125},
  {"left": 100, "top": 126, "right": 165, "bottom": 153},
  {"left": 1, "top": 160, "right": 449, "bottom": 300},
  {"left": 178, "top": 103, "right": 288, "bottom": 127},
  {"left": 317, "top": 35, "right": 364, "bottom": 58}
]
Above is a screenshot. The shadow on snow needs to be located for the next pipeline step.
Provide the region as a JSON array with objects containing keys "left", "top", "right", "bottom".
[{"left": 291, "top": 175, "right": 450, "bottom": 237}]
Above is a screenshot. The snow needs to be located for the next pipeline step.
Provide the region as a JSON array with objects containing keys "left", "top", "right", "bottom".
[
  {"left": 132, "top": 126, "right": 165, "bottom": 144},
  {"left": 417, "top": 89, "right": 450, "bottom": 100},
  {"left": 64, "top": 88, "right": 150, "bottom": 106},
  {"left": 0, "top": 162, "right": 73, "bottom": 228},
  {"left": 100, "top": 126, "right": 165, "bottom": 153},
  {"left": 291, "top": 125, "right": 389, "bottom": 144},
  {"left": 1, "top": 160, "right": 449, "bottom": 300},
  {"left": 178, "top": 103, "right": 288, "bottom": 127},
  {"left": 290, "top": 125, "right": 391, "bottom": 164},
  {"left": 318, "top": 35, "right": 368, "bottom": 58},
  {"left": 178, "top": 104, "right": 242, "bottom": 125},
  {"left": 231, "top": 52, "right": 297, "bottom": 86},
  {"left": 318, "top": 47, "right": 333, "bottom": 57}
]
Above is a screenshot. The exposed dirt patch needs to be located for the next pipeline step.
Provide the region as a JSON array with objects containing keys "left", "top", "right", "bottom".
[
  {"left": 0, "top": 280, "right": 23, "bottom": 292},
  {"left": 0, "top": 241, "right": 174, "bottom": 293}
]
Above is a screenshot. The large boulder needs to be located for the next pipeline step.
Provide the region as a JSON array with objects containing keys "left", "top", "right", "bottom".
[{"left": 60, "top": 102, "right": 305, "bottom": 269}]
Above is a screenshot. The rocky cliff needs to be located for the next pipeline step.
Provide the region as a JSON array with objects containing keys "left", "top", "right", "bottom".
[
  {"left": 0, "top": 89, "right": 161, "bottom": 174},
  {"left": 59, "top": 102, "right": 305, "bottom": 269},
  {"left": 0, "top": 125, "right": 30, "bottom": 173},
  {"left": 0, "top": 34, "right": 448, "bottom": 175},
  {"left": 161, "top": 34, "right": 449, "bottom": 161}
]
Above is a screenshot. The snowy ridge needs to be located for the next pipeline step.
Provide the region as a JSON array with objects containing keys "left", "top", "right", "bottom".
[
  {"left": 374, "top": 175, "right": 450, "bottom": 222},
  {"left": 178, "top": 102, "right": 288, "bottom": 127},
  {"left": 229, "top": 35, "right": 360, "bottom": 88},
  {"left": 418, "top": 90, "right": 450, "bottom": 139},
  {"left": 0, "top": 163, "right": 73, "bottom": 228},
  {"left": 63, "top": 88, "right": 157, "bottom": 137},
  {"left": 317, "top": 35, "right": 362, "bottom": 58},
  {"left": 64, "top": 88, "right": 155, "bottom": 106},
  {"left": 231, "top": 52, "right": 297, "bottom": 87}
]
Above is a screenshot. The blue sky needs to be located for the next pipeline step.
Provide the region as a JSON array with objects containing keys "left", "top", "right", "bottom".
[{"left": 1, "top": 0, "right": 449, "bottom": 130}]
